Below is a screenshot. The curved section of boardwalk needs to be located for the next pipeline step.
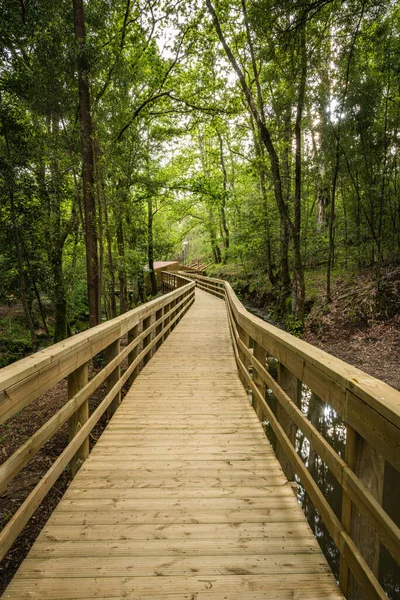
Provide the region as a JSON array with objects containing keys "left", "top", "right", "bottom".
[{"left": 3, "top": 290, "right": 343, "bottom": 599}]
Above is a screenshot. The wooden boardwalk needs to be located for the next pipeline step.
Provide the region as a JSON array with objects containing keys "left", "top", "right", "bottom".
[{"left": 3, "top": 290, "right": 343, "bottom": 599}]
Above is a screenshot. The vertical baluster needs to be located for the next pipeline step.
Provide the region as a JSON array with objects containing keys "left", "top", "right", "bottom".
[
  {"left": 142, "top": 315, "right": 152, "bottom": 366},
  {"left": 238, "top": 325, "right": 251, "bottom": 387},
  {"left": 105, "top": 339, "right": 121, "bottom": 420},
  {"left": 170, "top": 298, "right": 177, "bottom": 330},
  {"left": 156, "top": 307, "right": 163, "bottom": 349},
  {"left": 344, "top": 426, "right": 385, "bottom": 599},
  {"left": 127, "top": 324, "right": 139, "bottom": 387},
  {"left": 339, "top": 424, "right": 357, "bottom": 596},
  {"left": 163, "top": 301, "right": 170, "bottom": 340},
  {"left": 252, "top": 341, "right": 267, "bottom": 422},
  {"left": 68, "top": 362, "right": 89, "bottom": 478},
  {"left": 276, "top": 364, "right": 301, "bottom": 480}
]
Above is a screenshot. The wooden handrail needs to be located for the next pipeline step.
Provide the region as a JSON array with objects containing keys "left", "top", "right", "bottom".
[
  {"left": 0, "top": 274, "right": 195, "bottom": 561},
  {"left": 181, "top": 271, "right": 400, "bottom": 600}
]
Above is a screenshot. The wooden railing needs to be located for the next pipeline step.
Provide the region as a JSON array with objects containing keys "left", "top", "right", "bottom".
[
  {"left": 180, "top": 272, "right": 400, "bottom": 600},
  {"left": 0, "top": 274, "right": 195, "bottom": 561}
]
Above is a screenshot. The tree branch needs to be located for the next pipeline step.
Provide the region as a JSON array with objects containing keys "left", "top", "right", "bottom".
[{"left": 115, "top": 91, "right": 171, "bottom": 141}]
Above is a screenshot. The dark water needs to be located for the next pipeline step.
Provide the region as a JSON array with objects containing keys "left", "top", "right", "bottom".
[{"left": 262, "top": 376, "right": 399, "bottom": 598}]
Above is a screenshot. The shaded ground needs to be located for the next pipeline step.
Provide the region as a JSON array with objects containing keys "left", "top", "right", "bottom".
[
  {"left": 304, "top": 265, "right": 400, "bottom": 391},
  {"left": 305, "top": 318, "right": 400, "bottom": 390}
]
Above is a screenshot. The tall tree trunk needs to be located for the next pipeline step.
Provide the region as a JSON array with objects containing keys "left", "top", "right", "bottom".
[
  {"left": 327, "top": 144, "right": 339, "bottom": 302},
  {"left": 217, "top": 132, "right": 230, "bottom": 262},
  {"left": 198, "top": 132, "right": 222, "bottom": 264},
  {"left": 327, "top": 3, "right": 365, "bottom": 301},
  {"left": 4, "top": 132, "right": 38, "bottom": 351},
  {"left": 116, "top": 219, "right": 127, "bottom": 313},
  {"left": 49, "top": 117, "right": 69, "bottom": 342},
  {"left": 19, "top": 230, "right": 50, "bottom": 338},
  {"left": 147, "top": 197, "right": 158, "bottom": 296},
  {"left": 72, "top": 0, "right": 100, "bottom": 327},
  {"left": 292, "top": 20, "right": 307, "bottom": 318},
  {"left": 95, "top": 141, "right": 105, "bottom": 318},
  {"left": 250, "top": 117, "right": 276, "bottom": 285},
  {"left": 281, "top": 108, "right": 292, "bottom": 298},
  {"left": 208, "top": 214, "right": 222, "bottom": 264},
  {"left": 102, "top": 193, "right": 117, "bottom": 318},
  {"left": 52, "top": 247, "right": 68, "bottom": 342}
]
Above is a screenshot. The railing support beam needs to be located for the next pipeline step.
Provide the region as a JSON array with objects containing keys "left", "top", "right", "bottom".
[
  {"left": 276, "top": 363, "right": 302, "bottom": 481},
  {"left": 127, "top": 324, "right": 139, "bottom": 387},
  {"left": 68, "top": 361, "right": 89, "bottom": 478},
  {"left": 142, "top": 315, "right": 152, "bottom": 366},
  {"left": 105, "top": 339, "right": 121, "bottom": 420},
  {"left": 344, "top": 426, "right": 385, "bottom": 600}
]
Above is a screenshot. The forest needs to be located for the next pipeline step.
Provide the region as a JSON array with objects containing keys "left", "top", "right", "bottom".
[
  {"left": 1, "top": 0, "right": 400, "bottom": 356},
  {"left": 1, "top": 2, "right": 400, "bottom": 598}
]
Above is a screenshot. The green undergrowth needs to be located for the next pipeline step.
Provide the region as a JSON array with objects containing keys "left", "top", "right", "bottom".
[
  {"left": 0, "top": 318, "right": 34, "bottom": 368},
  {"left": 205, "top": 262, "right": 353, "bottom": 333},
  {"left": 206, "top": 263, "right": 278, "bottom": 307},
  {"left": 205, "top": 261, "right": 400, "bottom": 342}
]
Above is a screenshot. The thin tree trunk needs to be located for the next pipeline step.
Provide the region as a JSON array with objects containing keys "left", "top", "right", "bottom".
[
  {"left": 49, "top": 117, "right": 69, "bottom": 342},
  {"left": 147, "top": 197, "right": 158, "bottom": 296},
  {"left": 95, "top": 141, "right": 105, "bottom": 318},
  {"left": 281, "top": 108, "right": 292, "bottom": 297},
  {"left": 72, "top": 0, "right": 100, "bottom": 327},
  {"left": 209, "top": 215, "right": 222, "bottom": 264},
  {"left": 20, "top": 237, "right": 50, "bottom": 338},
  {"left": 52, "top": 248, "right": 68, "bottom": 342},
  {"left": 5, "top": 132, "right": 38, "bottom": 350},
  {"left": 103, "top": 194, "right": 117, "bottom": 318},
  {"left": 327, "top": 3, "right": 365, "bottom": 301},
  {"left": 217, "top": 132, "right": 230, "bottom": 261},
  {"left": 293, "top": 20, "right": 307, "bottom": 318},
  {"left": 198, "top": 132, "right": 222, "bottom": 264},
  {"left": 116, "top": 219, "right": 127, "bottom": 313},
  {"left": 254, "top": 130, "right": 276, "bottom": 284}
]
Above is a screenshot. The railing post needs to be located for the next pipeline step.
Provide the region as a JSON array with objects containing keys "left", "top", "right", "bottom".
[
  {"left": 127, "top": 324, "right": 139, "bottom": 387},
  {"left": 142, "top": 315, "right": 152, "bottom": 366},
  {"left": 105, "top": 339, "right": 121, "bottom": 420},
  {"left": 170, "top": 298, "right": 177, "bottom": 331},
  {"left": 276, "top": 364, "right": 302, "bottom": 481},
  {"left": 163, "top": 301, "right": 170, "bottom": 341},
  {"left": 339, "top": 424, "right": 357, "bottom": 596},
  {"left": 343, "top": 426, "right": 385, "bottom": 600},
  {"left": 68, "top": 361, "right": 89, "bottom": 478},
  {"left": 238, "top": 326, "right": 251, "bottom": 387},
  {"left": 156, "top": 307, "right": 163, "bottom": 350},
  {"left": 252, "top": 341, "right": 267, "bottom": 422}
]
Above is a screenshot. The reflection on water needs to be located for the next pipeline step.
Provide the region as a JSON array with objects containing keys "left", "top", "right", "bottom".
[
  {"left": 262, "top": 359, "right": 399, "bottom": 599},
  {"left": 296, "top": 385, "right": 344, "bottom": 580}
]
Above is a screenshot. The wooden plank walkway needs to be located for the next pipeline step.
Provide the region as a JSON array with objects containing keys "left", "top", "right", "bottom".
[{"left": 3, "top": 289, "right": 343, "bottom": 599}]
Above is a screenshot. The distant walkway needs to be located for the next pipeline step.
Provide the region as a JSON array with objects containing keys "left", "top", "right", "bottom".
[{"left": 3, "top": 290, "right": 343, "bottom": 599}]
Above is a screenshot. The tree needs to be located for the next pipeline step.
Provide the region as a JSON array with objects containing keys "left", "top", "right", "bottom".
[{"left": 72, "top": 0, "right": 100, "bottom": 327}]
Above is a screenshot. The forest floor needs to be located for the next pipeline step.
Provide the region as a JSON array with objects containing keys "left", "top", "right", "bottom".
[{"left": 303, "top": 265, "right": 400, "bottom": 390}]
